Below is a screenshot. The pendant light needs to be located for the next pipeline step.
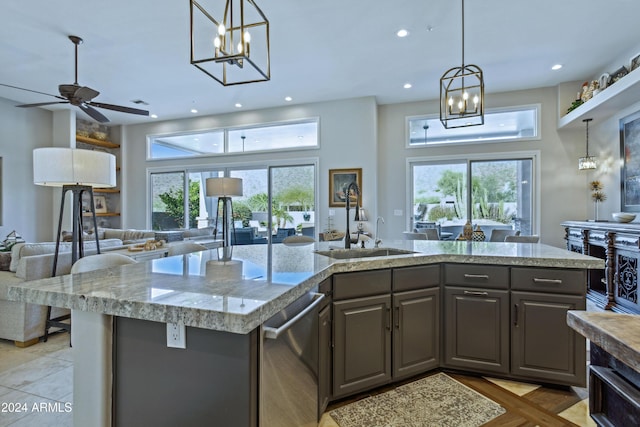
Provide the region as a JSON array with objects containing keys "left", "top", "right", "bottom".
[
  {"left": 440, "top": 0, "right": 485, "bottom": 129},
  {"left": 578, "top": 118, "right": 597, "bottom": 170}
]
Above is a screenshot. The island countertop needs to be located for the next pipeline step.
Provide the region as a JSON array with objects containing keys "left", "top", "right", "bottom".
[
  {"left": 567, "top": 310, "right": 640, "bottom": 375},
  {"left": 8, "top": 240, "right": 604, "bottom": 334}
]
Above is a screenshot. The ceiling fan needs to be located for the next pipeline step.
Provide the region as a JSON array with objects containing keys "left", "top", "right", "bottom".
[{"left": 0, "top": 35, "right": 148, "bottom": 123}]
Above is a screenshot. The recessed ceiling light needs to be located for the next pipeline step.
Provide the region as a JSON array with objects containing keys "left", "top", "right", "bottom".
[
  {"left": 285, "top": 96, "right": 292, "bottom": 102},
  {"left": 150, "top": 114, "right": 158, "bottom": 119},
  {"left": 235, "top": 103, "right": 242, "bottom": 108},
  {"left": 404, "top": 83, "right": 412, "bottom": 89},
  {"left": 552, "top": 64, "right": 563, "bottom": 70},
  {"left": 190, "top": 109, "right": 198, "bottom": 114},
  {"left": 397, "top": 29, "right": 409, "bottom": 38}
]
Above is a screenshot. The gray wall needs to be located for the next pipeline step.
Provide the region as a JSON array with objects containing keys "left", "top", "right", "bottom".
[
  {"left": 378, "top": 87, "right": 587, "bottom": 248},
  {"left": 2, "top": 84, "right": 629, "bottom": 249},
  {"left": 121, "top": 97, "right": 378, "bottom": 234},
  {"left": 0, "top": 96, "right": 54, "bottom": 242}
]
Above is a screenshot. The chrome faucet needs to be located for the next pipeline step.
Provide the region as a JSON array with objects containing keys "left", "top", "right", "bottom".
[
  {"left": 343, "top": 182, "right": 361, "bottom": 249},
  {"left": 374, "top": 216, "right": 385, "bottom": 248}
]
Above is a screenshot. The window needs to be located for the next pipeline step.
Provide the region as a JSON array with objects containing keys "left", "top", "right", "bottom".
[
  {"left": 149, "top": 163, "right": 317, "bottom": 242},
  {"left": 148, "top": 119, "right": 319, "bottom": 159},
  {"left": 410, "top": 153, "right": 536, "bottom": 238},
  {"left": 407, "top": 105, "right": 539, "bottom": 147}
]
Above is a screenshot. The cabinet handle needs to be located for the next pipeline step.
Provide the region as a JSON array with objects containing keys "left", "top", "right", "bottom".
[
  {"left": 386, "top": 307, "right": 391, "bottom": 330},
  {"left": 395, "top": 306, "right": 400, "bottom": 329},
  {"left": 464, "top": 274, "right": 489, "bottom": 280},
  {"left": 533, "top": 278, "right": 562, "bottom": 285},
  {"left": 513, "top": 304, "right": 519, "bottom": 326},
  {"left": 463, "top": 290, "right": 489, "bottom": 297}
]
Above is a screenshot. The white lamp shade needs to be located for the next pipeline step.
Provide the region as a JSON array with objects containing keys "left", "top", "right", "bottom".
[
  {"left": 33, "top": 148, "right": 116, "bottom": 188},
  {"left": 206, "top": 177, "right": 243, "bottom": 197}
]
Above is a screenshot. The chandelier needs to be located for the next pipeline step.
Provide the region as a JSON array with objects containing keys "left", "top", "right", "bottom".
[
  {"left": 578, "top": 118, "right": 597, "bottom": 170},
  {"left": 190, "top": 0, "right": 270, "bottom": 86},
  {"left": 440, "top": 0, "right": 485, "bottom": 129}
]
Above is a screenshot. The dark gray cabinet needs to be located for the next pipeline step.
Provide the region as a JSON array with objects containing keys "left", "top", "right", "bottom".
[
  {"left": 511, "top": 292, "right": 586, "bottom": 385},
  {"left": 332, "top": 294, "right": 391, "bottom": 398},
  {"left": 444, "top": 286, "right": 510, "bottom": 374},
  {"left": 318, "top": 304, "right": 331, "bottom": 417},
  {"left": 510, "top": 267, "right": 587, "bottom": 386},
  {"left": 393, "top": 287, "right": 440, "bottom": 379}
]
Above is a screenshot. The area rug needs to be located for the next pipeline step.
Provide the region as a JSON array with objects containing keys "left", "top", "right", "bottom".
[{"left": 329, "top": 373, "right": 506, "bottom": 427}]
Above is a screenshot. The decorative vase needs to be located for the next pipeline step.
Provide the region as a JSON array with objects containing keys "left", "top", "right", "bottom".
[
  {"left": 472, "top": 225, "right": 486, "bottom": 242},
  {"left": 462, "top": 221, "right": 473, "bottom": 240},
  {"left": 594, "top": 201, "right": 599, "bottom": 221}
]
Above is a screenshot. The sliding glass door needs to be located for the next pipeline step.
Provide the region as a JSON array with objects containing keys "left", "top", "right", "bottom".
[{"left": 411, "top": 156, "right": 534, "bottom": 238}]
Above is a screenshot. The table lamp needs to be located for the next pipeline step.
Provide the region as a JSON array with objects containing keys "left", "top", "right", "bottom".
[{"left": 206, "top": 177, "right": 243, "bottom": 247}]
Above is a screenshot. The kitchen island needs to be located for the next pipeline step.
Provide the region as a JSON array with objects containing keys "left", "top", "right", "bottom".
[
  {"left": 567, "top": 311, "right": 640, "bottom": 426},
  {"left": 8, "top": 240, "right": 603, "bottom": 427}
]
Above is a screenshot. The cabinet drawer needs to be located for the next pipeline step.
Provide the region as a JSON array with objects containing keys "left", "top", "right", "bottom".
[
  {"left": 333, "top": 269, "right": 391, "bottom": 300},
  {"left": 444, "top": 264, "right": 508, "bottom": 289},
  {"left": 511, "top": 268, "right": 585, "bottom": 295},
  {"left": 393, "top": 265, "right": 440, "bottom": 292}
]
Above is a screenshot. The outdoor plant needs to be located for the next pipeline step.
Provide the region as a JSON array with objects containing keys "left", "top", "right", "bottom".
[{"left": 157, "top": 181, "right": 200, "bottom": 228}]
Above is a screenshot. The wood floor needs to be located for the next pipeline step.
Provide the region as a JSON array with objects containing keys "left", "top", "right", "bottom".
[{"left": 321, "top": 371, "right": 594, "bottom": 427}]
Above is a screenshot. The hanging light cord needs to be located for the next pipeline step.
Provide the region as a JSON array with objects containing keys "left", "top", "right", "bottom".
[
  {"left": 461, "top": 0, "right": 465, "bottom": 68},
  {"left": 584, "top": 118, "right": 591, "bottom": 156}
]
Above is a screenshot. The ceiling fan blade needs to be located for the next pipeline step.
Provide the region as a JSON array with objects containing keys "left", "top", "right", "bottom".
[
  {"left": 74, "top": 86, "right": 99, "bottom": 102},
  {"left": 0, "top": 83, "right": 66, "bottom": 100},
  {"left": 88, "top": 101, "right": 149, "bottom": 116},
  {"left": 79, "top": 104, "right": 110, "bottom": 123},
  {"left": 16, "top": 101, "right": 70, "bottom": 108}
]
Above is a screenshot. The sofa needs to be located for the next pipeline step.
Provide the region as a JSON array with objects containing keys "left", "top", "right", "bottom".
[
  {"left": 0, "top": 238, "right": 124, "bottom": 346},
  {"left": 0, "top": 226, "right": 219, "bottom": 346}
]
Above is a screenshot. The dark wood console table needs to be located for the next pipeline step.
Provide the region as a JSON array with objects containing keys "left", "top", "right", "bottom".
[{"left": 562, "top": 221, "right": 640, "bottom": 314}]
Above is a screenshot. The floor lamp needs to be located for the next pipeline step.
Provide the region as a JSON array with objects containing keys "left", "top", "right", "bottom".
[
  {"left": 33, "top": 147, "right": 116, "bottom": 340},
  {"left": 206, "top": 177, "right": 243, "bottom": 247}
]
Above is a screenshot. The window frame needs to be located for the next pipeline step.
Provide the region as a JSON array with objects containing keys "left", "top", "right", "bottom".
[
  {"left": 406, "top": 150, "right": 541, "bottom": 235},
  {"left": 405, "top": 104, "right": 541, "bottom": 148},
  {"left": 146, "top": 157, "right": 320, "bottom": 233},
  {"left": 146, "top": 117, "right": 320, "bottom": 161}
]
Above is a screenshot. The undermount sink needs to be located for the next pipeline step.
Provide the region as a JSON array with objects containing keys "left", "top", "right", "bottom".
[{"left": 315, "top": 248, "right": 416, "bottom": 259}]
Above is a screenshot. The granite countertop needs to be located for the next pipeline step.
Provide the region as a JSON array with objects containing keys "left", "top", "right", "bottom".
[
  {"left": 567, "top": 311, "right": 640, "bottom": 375},
  {"left": 8, "top": 240, "right": 603, "bottom": 334}
]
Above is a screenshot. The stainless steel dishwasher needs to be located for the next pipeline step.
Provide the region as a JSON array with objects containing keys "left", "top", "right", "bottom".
[{"left": 260, "top": 291, "right": 324, "bottom": 427}]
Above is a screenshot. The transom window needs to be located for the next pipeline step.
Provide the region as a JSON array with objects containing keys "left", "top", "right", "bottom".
[
  {"left": 149, "top": 118, "right": 319, "bottom": 159},
  {"left": 407, "top": 105, "right": 539, "bottom": 147}
]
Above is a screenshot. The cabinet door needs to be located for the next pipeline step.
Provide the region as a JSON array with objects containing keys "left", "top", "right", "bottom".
[
  {"left": 318, "top": 305, "right": 331, "bottom": 418},
  {"left": 511, "top": 291, "right": 586, "bottom": 386},
  {"left": 333, "top": 294, "right": 391, "bottom": 398},
  {"left": 444, "top": 286, "right": 510, "bottom": 374},
  {"left": 393, "top": 287, "right": 440, "bottom": 380}
]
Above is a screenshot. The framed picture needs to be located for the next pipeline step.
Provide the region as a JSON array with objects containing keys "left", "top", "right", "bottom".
[
  {"left": 329, "top": 168, "right": 362, "bottom": 207},
  {"left": 620, "top": 111, "right": 640, "bottom": 212},
  {"left": 631, "top": 53, "right": 640, "bottom": 72},
  {"left": 93, "top": 195, "right": 107, "bottom": 213},
  {"left": 610, "top": 66, "right": 629, "bottom": 84}
]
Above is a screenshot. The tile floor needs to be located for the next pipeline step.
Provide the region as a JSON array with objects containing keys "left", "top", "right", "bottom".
[
  {"left": 0, "top": 332, "right": 595, "bottom": 427},
  {"left": 0, "top": 334, "right": 72, "bottom": 427}
]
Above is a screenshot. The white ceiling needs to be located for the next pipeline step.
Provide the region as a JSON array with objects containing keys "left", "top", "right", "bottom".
[{"left": 0, "top": 0, "right": 639, "bottom": 126}]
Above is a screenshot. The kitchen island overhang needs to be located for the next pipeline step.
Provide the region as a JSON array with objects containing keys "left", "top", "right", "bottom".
[{"left": 8, "top": 240, "right": 604, "bottom": 335}]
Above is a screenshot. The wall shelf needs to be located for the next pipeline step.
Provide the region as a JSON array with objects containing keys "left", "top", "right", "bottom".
[
  {"left": 76, "top": 134, "right": 120, "bottom": 149},
  {"left": 94, "top": 188, "right": 120, "bottom": 194},
  {"left": 558, "top": 67, "right": 640, "bottom": 129}
]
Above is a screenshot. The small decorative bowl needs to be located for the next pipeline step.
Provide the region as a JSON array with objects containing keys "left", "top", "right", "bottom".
[
  {"left": 91, "top": 131, "right": 108, "bottom": 141},
  {"left": 612, "top": 212, "right": 636, "bottom": 223}
]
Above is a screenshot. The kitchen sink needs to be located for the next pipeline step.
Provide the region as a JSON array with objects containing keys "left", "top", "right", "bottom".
[{"left": 315, "top": 248, "right": 416, "bottom": 259}]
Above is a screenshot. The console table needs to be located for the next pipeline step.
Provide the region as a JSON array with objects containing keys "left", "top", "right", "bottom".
[{"left": 562, "top": 221, "right": 640, "bottom": 314}]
